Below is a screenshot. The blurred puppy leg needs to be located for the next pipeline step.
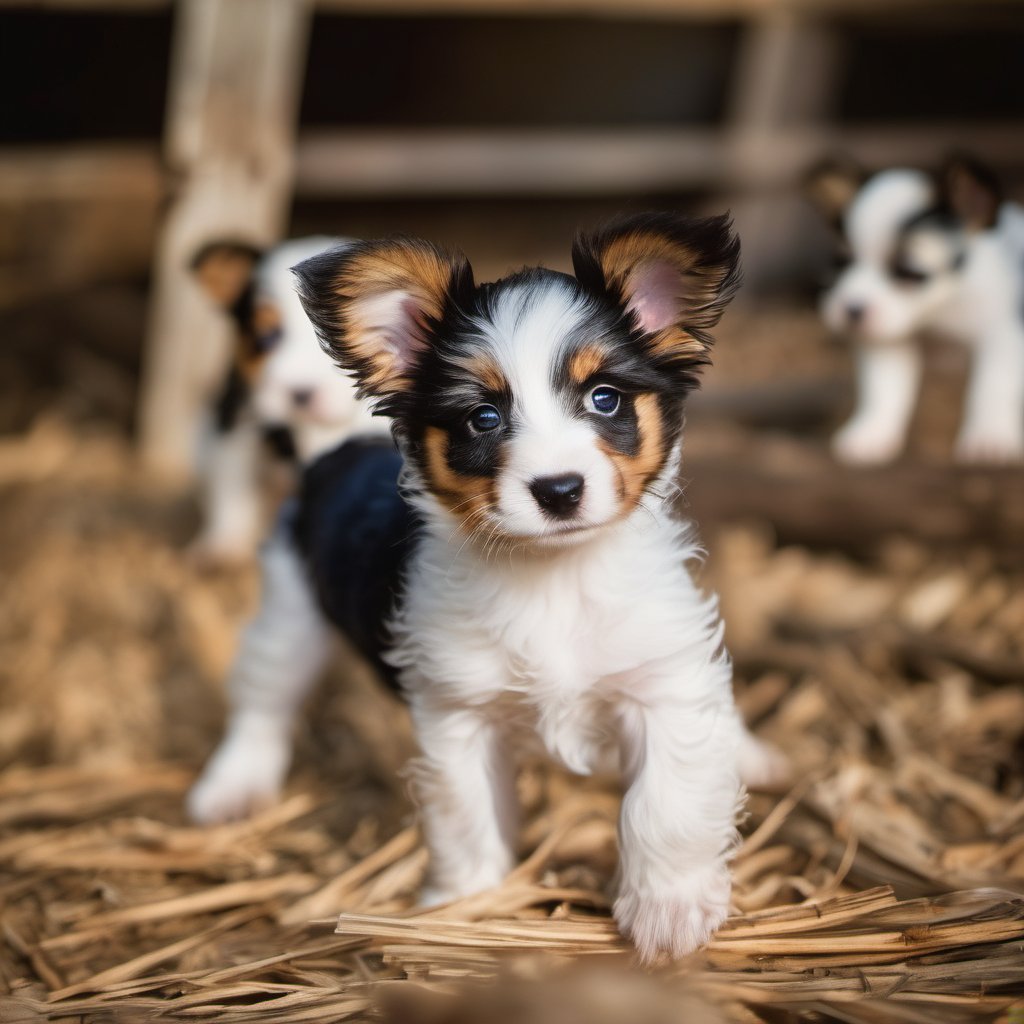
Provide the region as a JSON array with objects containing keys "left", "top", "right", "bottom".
[
  {"left": 736, "top": 724, "right": 791, "bottom": 791},
  {"left": 189, "top": 414, "right": 264, "bottom": 567},
  {"left": 833, "top": 343, "right": 921, "bottom": 464},
  {"left": 955, "top": 328, "right": 1024, "bottom": 463},
  {"left": 188, "top": 524, "right": 332, "bottom": 823}
]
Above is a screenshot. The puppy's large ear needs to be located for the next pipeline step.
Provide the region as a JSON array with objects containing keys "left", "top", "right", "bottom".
[
  {"left": 189, "top": 240, "right": 262, "bottom": 309},
  {"left": 293, "top": 237, "right": 473, "bottom": 404},
  {"left": 804, "top": 156, "right": 866, "bottom": 229},
  {"left": 940, "top": 153, "right": 1001, "bottom": 232},
  {"left": 572, "top": 212, "right": 741, "bottom": 382}
]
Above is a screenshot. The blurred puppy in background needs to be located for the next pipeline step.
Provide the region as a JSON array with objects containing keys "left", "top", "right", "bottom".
[
  {"left": 806, "top": 154, "right": 1024, "bottom": 464},
  {"left": 188, "top": 236, "right": 378, "bottom": 565}
]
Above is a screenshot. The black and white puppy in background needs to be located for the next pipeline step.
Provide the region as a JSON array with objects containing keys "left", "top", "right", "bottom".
[
  {"left": 188, "top": 237, "right": 378, "bottom": 565},
  {"left": 189, "top": 213, "right": 788, "bottom": 963},
  {"left": 807, "top": 154, "right": 1024, "bottom": 464}
]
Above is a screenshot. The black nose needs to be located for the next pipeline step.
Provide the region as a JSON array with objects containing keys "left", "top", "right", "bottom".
[
  {"left": 530, "top": 473, "right": 585, "bottom": 518},
  {"left": 846, "top": 303, "right": 865, "bottom": 326},
  {"left": 291, "top": 387, "right": 314, "bottom": 408}
]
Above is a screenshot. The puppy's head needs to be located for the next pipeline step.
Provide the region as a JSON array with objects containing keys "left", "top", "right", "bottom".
[
  {"left": 191, "top": 237, "right": 365, "bottom": 431},
  {"left": 295, "top": 213, "right": 739, "bottom": 548},
  {"left": 806, "top": 154, "right": 1002, "bottom": 343}
]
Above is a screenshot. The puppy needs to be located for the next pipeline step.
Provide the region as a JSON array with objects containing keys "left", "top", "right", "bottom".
[
  {"left": 188, "top": 236, "right": 378, "bottom": 565},
  {"left": 281, "top": 212, "right": 787, "bottom": 961},
  {"left": 806, "top": 154, "right": 1024, "bottom": 464}
]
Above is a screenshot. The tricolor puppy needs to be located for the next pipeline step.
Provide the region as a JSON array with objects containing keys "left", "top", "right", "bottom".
[
  {"left": 188, "top": 236, "right": 377, "bottom": 565},
  {"left": 285, "top": 212, "right": 785, "bottom": 962},
  {"left": 807, "top": 154, "right": 1024, "bottom": 464}
]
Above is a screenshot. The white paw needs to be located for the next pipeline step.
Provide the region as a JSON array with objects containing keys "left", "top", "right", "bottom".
[
  {"left": 832, "top": 420, "right": 903, "bottom": 465},
  {"left": 417, "top": 885, "right": 454, "bottom": 908},
  {"left": 737, "top": 732, "right": 791, "bottom": 792},
  {"left": 185, "top": 532, "right": 258, "bottom": 571},
  {"left": 954, "top": 426, "right": 1024, "bottom": 465},
  {"left": 614, "top": 861, "right": 731, "bottom": 964},
  {"left": 187, "top": 729, "right": 290, "bottom": 824}
]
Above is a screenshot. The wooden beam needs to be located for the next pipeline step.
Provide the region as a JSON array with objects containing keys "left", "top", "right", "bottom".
[
  {"left": 312, "top": 0, "right": 1022, "bottom": 19},
  {"left": 684, "top": 435, "right": 1024, "bottom": 563},
  {"left": 292, "top": 123, "right": 1024, "bottom": 197},
  {"left": 724, "top": 12, "right": 840, "bottom": 289},
  {"left": 1, "top": 121, "right": 1020, "bottom": 207},
  {"left": 137, "top": 0, "right": 312, "bottom": 476},
  {"left": 4, "top": 0, "right": 1018, "bottom": 16}
]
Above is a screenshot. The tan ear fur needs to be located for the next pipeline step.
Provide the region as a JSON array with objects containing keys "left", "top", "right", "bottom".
[
  {"left": 804, "top": 157, "right": 867, "bottom": 228},
  {"left": 190, "top": 241, "right": 262, "bottom": 309},
  {"left": 572, "top": 212, "right": 741, "bottom": 382},
  {"left": 294, "top": 237, "right": 472, "bottom": 401}
]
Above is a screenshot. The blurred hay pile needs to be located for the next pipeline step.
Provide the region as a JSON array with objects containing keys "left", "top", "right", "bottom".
[{"left": 1, "top": 351, "right": 1023, "bottom": 1020}]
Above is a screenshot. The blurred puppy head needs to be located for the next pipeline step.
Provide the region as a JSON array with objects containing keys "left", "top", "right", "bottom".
[
  {"left": 806, "top": 154, "right": 1002, "bottom": 343},
  {"left": 191, "top": 236, "right": 365, "bottom": 432},
  {"left": 294, "top": 213, "right": 740, "bottom": 549}
]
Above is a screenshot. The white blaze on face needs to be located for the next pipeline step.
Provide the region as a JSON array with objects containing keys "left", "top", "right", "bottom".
[
  {"left": 469, "top": 279, "right": 621, "bottom": 540},
  {"left": 823, "top": 170, "right": 958, "bottom": 342}
]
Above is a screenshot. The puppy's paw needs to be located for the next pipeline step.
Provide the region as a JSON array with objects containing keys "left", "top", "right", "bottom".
[
  {"left": 187, "top": 732, "right": 289, "bottom": 824},
  {"left": 954, "top": 426, "right": 1024, "bottom": 465},
  {"left": 832, "top": 420, "right": 903, "bottom": 465},
  {"left": 615, "top": 861, "right": 731, "bottom": 964},
  {"left": 737, "top": 731, "right": 791, "bottom": 792},
  {"left": 185, "top": 533, "right": 257, "bottom": 572}
]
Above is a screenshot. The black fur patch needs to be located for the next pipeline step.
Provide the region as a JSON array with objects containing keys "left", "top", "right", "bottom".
[{"left": 291, "top": 436, "right": 420, "bottom": 688}]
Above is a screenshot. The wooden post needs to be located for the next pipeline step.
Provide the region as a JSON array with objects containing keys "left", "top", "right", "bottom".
[
  {"left": 724, "top": 11, "right": 839, "bottom": 293},
  {"left": 138, "top": 0, "right": 311, "bottom": 475}
]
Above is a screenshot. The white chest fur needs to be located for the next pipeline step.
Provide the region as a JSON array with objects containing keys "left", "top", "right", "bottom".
[{"left": 388, "top": 505, "right": 727, "bottom": 774}]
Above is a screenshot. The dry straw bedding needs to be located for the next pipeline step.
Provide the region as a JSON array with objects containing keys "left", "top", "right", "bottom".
[{"left": 0, "top": 420, "right": 1022, "bottom": 1023}]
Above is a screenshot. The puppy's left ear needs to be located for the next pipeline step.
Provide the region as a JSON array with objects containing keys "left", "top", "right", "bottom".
[
  {"left": 940, "top": 153, "right": 1002, "bottom": 232},
  {"left": 572, "top": 212, "right": 741, "bottom": 378},
  {"left": 293, "top": 237, "right": 473, "bottom": 406}
]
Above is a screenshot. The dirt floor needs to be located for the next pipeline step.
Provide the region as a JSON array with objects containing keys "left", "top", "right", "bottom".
[{"left": 0, "top": 306, "right": 1022, "bottom": 1022}]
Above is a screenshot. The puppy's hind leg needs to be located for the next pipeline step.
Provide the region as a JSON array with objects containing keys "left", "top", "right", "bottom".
[{"left": 188, "top": 522, "right": 332, "bottom": 823}]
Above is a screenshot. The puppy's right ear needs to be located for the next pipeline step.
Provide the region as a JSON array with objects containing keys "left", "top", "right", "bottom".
[
  {"left": 804, "top": 157, "right": 866, "bottom": 229},
  {"left": 293, "top": 237, "right": 473, "bottom": 403},
  {"left": 189, "top": 241, "right": 263, "bottom": 309}
]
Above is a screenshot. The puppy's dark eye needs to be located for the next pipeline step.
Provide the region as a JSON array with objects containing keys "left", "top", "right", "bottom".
[
  {"left": 253, "top": 328, "right": 283, "bottom": 354},
  {"left": 891, "top": 263, "right": 930, "bottom": 286},
  {"left": 468, "top": 404, "right": 502, "bottom": 432},
  {"left": 588, "top": 386, "right": 621, "bottom": 415}
]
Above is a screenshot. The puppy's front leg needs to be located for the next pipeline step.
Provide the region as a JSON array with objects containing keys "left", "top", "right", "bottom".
[
  {"left": 190, "top": 415, "right": 264, "bottom": 567},
  {"left": 188, "top": 525, "right": 333, "bottom": 823},
  {"left": 833, "top": 342, "right": 921, "bottom": 464},
  {"left": 409, "top": 697, "right": 518, "bottom": 904},
  {"left": 614, "top": 683, "right": 742, "bottom": 963}
]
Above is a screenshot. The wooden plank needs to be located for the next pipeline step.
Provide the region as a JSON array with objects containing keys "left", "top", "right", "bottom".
[
  {"left": 1, "top": 122, "right": 1021, "bottom": 207},
  {"left": 684, "top": 435, "right": 1024, "bottom": 562},
  {"left": 312, "top": 0, "right": 1023, "bottom": 18},
  {"left": 4, "top": 0, "right": 1020, "bottom": 16},
  {"left": 292, "top": 122, "right": 1024, "bottom": 196},
  {"left": 137, "top": 0, "right": 311, "bottom": 475}
]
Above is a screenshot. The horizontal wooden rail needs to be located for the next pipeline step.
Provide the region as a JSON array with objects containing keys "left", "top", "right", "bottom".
[
  {"left": 3, "top": 0, "right": 1021, "bottom": 15},
  {"left": 4, "top": 121, "right": 1020, "bottom": 205}
]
